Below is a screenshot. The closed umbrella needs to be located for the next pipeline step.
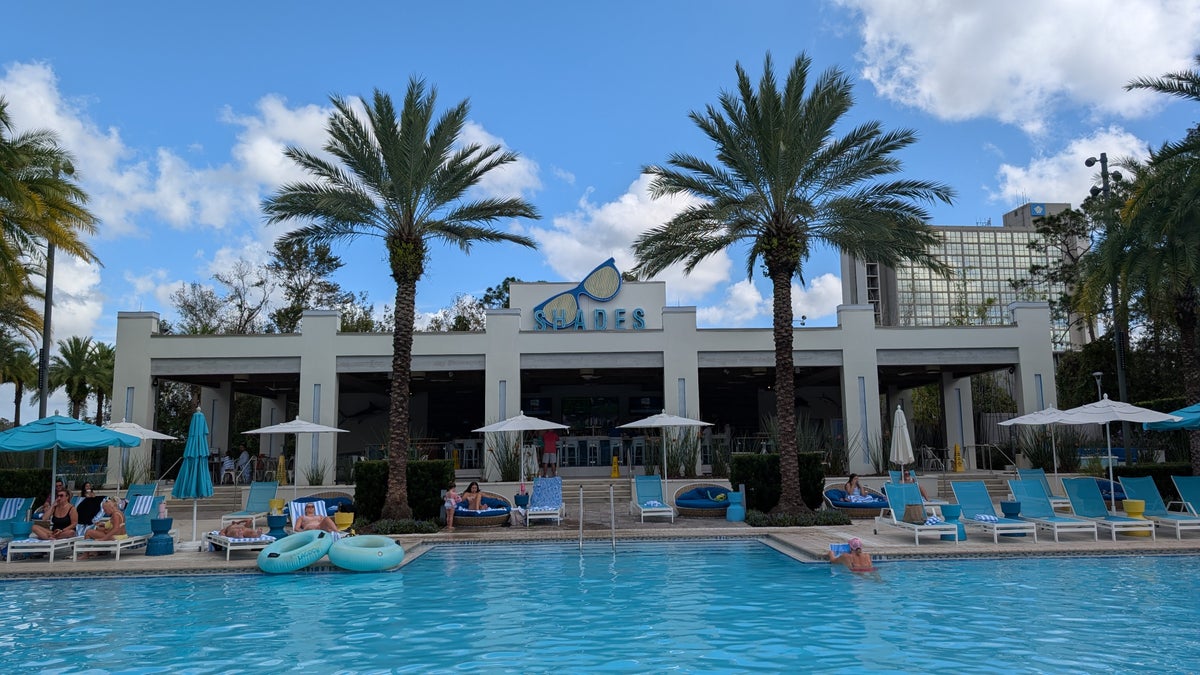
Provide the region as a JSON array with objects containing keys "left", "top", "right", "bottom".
[
  {"left": 171, "top": 410, "right": 214, "bottom": 548},
  {"left": 0, "top": 415, "right": 140, "bottom": 501},
  {"left": 474, "top": 412, "right": 569, "bottom": 486},
  {"left": 890, "top": 406, "right": 915, "bottom": 477},
  {"left": 1057, "top": 395, "right": 1182, "bottom": 510}
]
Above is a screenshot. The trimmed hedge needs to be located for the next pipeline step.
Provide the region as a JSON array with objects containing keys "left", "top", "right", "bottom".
[
  {"left": 352, "top": 459, "right": 456, "bottom": 522},
  {"left": 0, "top": 469, "right": 52, "bottom": 501},
  {"left": 745, "top": 509, "right": 852, "bottom": 527},
  {"left": 1111, "top": 462, "right": 1194, "bottom": 502},
  {"left": 730, "top": 452, "right": 826, "bottom": 513}
]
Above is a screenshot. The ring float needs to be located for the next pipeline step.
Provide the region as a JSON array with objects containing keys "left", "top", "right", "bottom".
[
  {"left": 257, "top": 530, "right": 333, "bottom": 574},
  {"left": 328, "top": 535, "right": 404, "bottom": 572}
]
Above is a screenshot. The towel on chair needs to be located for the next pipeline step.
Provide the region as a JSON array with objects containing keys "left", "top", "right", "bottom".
[
  {"left": 973, "top": 514, "right": 998, "bottom": 523},
  {"left": 129, "top": 495, "right": 155, "bottom": 517},
  {"left": 924, "top": 516, "right": 944, "bottom": 526},
  {"left": 642, "top": 500, "right": 665, "bottom": 508},
  {"left": 847, "top": 494, "right": 875, "bottom": 503}
]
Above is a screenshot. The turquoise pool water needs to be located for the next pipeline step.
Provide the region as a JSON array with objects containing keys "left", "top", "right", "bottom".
[{"left": 2, "top": 540, "right": 1199, "bottom": 672}]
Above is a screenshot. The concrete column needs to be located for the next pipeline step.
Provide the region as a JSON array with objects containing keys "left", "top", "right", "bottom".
[
  {"left": 662, "top": 307, "right": 702, "bottom": 475},
  {"left": 481, "top": 309, "right": 523, "bottom": 481},
  {"left": 200, "top": 383, "right": 233, "bottom": 457},
  {"left": 107, "top": 312, "right": 160, "bottom": 489},
  {"left": 1009, "top": 302, "right": 1058, "bottom": 413},
  {"left": 258, "top": 395, "right": 288, "bottom": 458},
  {"left": 837, "top": 305, "right": 882, "bottom": 474},
  {"left": 297, "top": 310, "right": 341, "bottom": 486},
  {"left": 941, "top": 373, "right": 976, "bottom": 470}
]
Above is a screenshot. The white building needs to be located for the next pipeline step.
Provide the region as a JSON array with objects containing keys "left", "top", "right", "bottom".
[{"left": 107, "top": 258, "right": 1058, "bottom": 486}]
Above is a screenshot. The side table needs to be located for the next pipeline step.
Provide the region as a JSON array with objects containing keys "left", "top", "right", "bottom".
[
  {"left": 266, "top": 514, "right": 289, "bottom": 540},
  {"left": 939, "top": 504, "right": 967, "bottom": 541},
  {"left": 999, "top": 501, "right": 1025, "bottom": 536},
  {"left": 146, "top": 517, "right": 175, "bottom": 556},
  {"left": 1122, "top": 499, "right": 1150, "bottom": 537}
]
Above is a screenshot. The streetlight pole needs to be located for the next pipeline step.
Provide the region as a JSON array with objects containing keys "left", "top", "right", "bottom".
[
  {"left": 1085, "top": 152, "right": 1130, "bottom": 446},
  {"left": 37, "top": 161, "right": 71, "bottom": 424},
  {"left": 1091, "top": 371, "right": 1103, "bottom": 401}
]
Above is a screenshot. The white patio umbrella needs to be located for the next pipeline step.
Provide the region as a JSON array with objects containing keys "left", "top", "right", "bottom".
[
  {"left": 618, "top": 410, "right": 711, "bottom": 495},
  {"left": 997, "top": 406, "right": 1068, "bottom": 477},
  {"left": 105, "top": 420, "right": 177, "bottom": 492},
  {"left": 242, "top": 418, "right": 347, "bottom": 498},
  {"left": 1057, "top": 395, "right": 1182, "bottom": 510},
  {"left": 473, "top": 412, "right": 569, "bottom": 485},
  {"left": 890, "top": 406, "right": 915, "bottom": 478}
]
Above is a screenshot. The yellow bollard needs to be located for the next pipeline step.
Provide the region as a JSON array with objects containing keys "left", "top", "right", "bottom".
[
  {"left": 611, "top": 455, "right": 620, "bottom": 478},
  {"left": 953, "top": 444, "right": 964, "bottom": 472}
]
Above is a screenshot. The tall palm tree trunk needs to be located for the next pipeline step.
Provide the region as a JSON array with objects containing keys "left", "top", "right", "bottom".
[
  {"left": 769, "top": 260, "right": 806, "bottom": 513},
  {"left": 1175, "top": 293, "right": 1200, "bottom": 475},
  {"left": 381, "top": 240, "right": 422, "bottom": 520},
  {"left": 12, "top": 384, "right": 23, "bottom": 425}
]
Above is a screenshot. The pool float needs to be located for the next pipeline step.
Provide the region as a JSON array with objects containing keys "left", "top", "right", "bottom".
[
  {"left": 257, "top": 530, "right": 333, "bottom": 574},
  {"left": 327, "top": 535, "right": 404, "bottom": 572}
]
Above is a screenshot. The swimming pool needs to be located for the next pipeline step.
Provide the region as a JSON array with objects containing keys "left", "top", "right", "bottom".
[{"left": 2, "top": 540, "right": 1198, "bottom": 672}]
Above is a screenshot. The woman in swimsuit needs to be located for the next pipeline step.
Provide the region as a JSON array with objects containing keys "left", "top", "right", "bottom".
[
  {"left": 462, "top": 482, "right": 486, "bottom": 510},
  {"left": 844, "top": 473, "right": 863, "bottom": 497},
  {"left": 31, "top": 490, "right": 78, "bottom": 540},
  {"left": 83, "top": 499, "right": 126, "bottom": 540}
]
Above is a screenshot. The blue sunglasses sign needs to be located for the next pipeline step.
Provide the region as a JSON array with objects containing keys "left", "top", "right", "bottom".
[{"left": 532, "top": 258, "right": 646, "bottom": 331}]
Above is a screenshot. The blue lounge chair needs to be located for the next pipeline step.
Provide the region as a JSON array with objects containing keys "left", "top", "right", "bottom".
[
  {"left": 0, "top": 497, "right": 33, "bottom": 540},
  {"left": 124, "top": 483, "right": 157, "bottom": 501},
  {"left": 1016, "top": 468, "right": 1071, "bottom": 512},
  {"left": 526, "top": 477, "right": 566, "bottom": 526},
  {"left": 1170, "top": 476, "right": 1200, "bottom": 516},
  {"left": 631, "top": 475, "right": 674, "bottom": 523},
  {"left": 1008, "top": 479, "right": 1097, "bottom": 542},
  {"left": 1062, "top": 478, "right": 1155, "bottom": 541},
  {"left": 950, "top": 480, "right": 1038, "bottom": 543},
  {"left": 873, "top": 482, "right": 958, "bottom": 545},
  {"left": 73, "top": 496, "right": 164, "bottom": 560},
  {"left": 1119, "top": 476, "right": 1200, "bottom": 539},
  {"left": 220, "top": 481, "right": 278, "bottom": 528}
]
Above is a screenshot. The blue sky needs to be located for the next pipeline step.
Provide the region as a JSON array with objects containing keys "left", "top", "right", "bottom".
[{"left": 3, "top": 1, "right": 1199, "bottom": 419}]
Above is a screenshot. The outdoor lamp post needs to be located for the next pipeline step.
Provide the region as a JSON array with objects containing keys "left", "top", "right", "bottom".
[
  {"left": 1086, "top": 152, "right": 1130, "bottom": 448},
  {"left": 1092, "top": 371, "right": 1103, "bottom": 401},
  {"left": 37, "top": 160, "right": 71, "bottom": 426}
]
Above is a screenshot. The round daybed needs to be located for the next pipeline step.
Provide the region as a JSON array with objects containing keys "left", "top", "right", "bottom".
[
  {"left": 454, "top": 492, "right": 512, "bottom": 527},
  {"left": 673, "top": 483, "right": 732, "bottom": 517},
  {"left": 823, "top": 483, "right": 889, "bottom": 518}
]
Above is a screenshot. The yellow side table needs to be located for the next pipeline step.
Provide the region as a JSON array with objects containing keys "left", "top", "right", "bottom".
[{"left": 1122, "top": 499, "right": 1150, "bottom": 536}]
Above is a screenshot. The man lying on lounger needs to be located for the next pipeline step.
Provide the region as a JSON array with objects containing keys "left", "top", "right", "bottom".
[
  {"left": 219, "top": 520, "right": 265, "bottom": 538},
  {"left": 295, "top": 503, "right": 338, "bottom": 532}
]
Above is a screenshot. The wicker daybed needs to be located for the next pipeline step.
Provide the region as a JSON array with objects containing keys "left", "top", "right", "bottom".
[
  {"left": 672, "top": 483, "right": 732, "bottom": 517},
  {"left": 454, "top": 491, "right": 512, "bottom": 527},
  {"left": 823, "top": 483, "right": 889, "bottom": 518}
]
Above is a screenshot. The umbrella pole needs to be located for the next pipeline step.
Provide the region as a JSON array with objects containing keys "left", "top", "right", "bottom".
[
  {"left": 1051, "top": 426, "right": 1058, "bottom": 478},
  {"left": 50, "top": 448, "right": 58, "bottom": 505},
  {"left": 192, "top": 499, "right": 198, "bottom": 544},
  {"left": 1105, "top": 423, "right": 1116, "bottom": 512}
]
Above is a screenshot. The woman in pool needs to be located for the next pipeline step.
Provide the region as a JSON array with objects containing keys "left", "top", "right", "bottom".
[
  {"left": 829, "top": 537, "right": 875, "bottom": 572},
  {"left": 463, "top": 482, "right": 486, "bottom": 510},
  {"left": 31, "top": 489, "right": 78, "bottom": 540}
]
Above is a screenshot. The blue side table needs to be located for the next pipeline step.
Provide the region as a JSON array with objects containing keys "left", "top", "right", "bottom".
[
  {"left": 939, "top": 504, "right": 967, "bottom": 541},
  {"left": 146, "top": 518, "right": 174, "bottom": 556},
  {"left": 726, "top": 492, "right": 746, "bottom": 522},
  {"left": 999, "top": 501, "right": 1025, "bottom": 536},
  {"left": 266, "top": 514, "right": 289, "bottom": 540}
]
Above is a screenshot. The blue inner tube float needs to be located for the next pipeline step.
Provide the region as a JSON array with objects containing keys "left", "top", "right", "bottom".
[
  {"left": 328, "top": 535, "right": 404, "bottom": 572},
  {"left": 257, "top": 530, "right": 333, "bottom": 574}
]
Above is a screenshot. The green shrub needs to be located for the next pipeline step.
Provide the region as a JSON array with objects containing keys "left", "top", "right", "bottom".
[
  {"left": 364, "top": 519, "right": 440, "bottom": 535},
  {"left": 353, "top": 458, "right": 456, "bottom": 522},
  {"left": 730, "top": 453, "right": 780, "bottom": 512},
  {"left": 0, "top": 468, "right": 52, "bottom": 501},
  {"left": 797, "top": 452, "right": 824, "bottom": 510},
  {"left": 744, "top": 508, "right": 851, "bottom": 527},
  {"left": 1112, "top": 462, "right": 1194, "bottom": 502}
]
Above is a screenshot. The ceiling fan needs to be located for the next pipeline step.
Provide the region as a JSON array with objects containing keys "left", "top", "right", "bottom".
[{"left": 580, "top": 368, "right": 602, "bottom": 381}]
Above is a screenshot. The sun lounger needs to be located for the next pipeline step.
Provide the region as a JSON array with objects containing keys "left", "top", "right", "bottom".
[
  {"left": 1016, "top": 468, "right": 1072, "bottom": 512},
  {"left": 0, "top": 497, "right": 33, "bottom": 539},
  {"left": 1170, "top": 476, "right": 1200, "bottom": 516},
  {"left": 204, "top": 530, "right": 276, "bottom": 561},
  {"left": 220, "top": 481, "right": 278, "bottom": 528},
  {"left": 873, "top": 482, "right": 958, "bottom": 545},
  {"left": 1062, "top": 478, "right": 1155, "bottom": 541},
  {"left": 72, "top": 496, "right": 163, "bottom": 561},
  {"left": 631, "top": 475, "right": 675, "bottom": 523},
  {"left": 1007, "top": 479, "right": 1098, "bottom": 542},
  {"left": 526, "top": 477, "right": 566, "bottom": 526},
  {"left": 6, "top": 536, "right": 82, "bottom": 562},
  {"left": 1120, "top": 476, "right": 1200, "bottom": 539},
  {"left": 950, "top": 480, "right": 1038, "bottom": 543}
]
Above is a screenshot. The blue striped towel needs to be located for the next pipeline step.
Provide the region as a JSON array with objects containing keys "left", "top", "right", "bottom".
[
  {"left": 974, "top": 514, "right": 998, "bottom": 522},
  {"left": 643, "top": 500, "right": 665, "bottom": 508},
  {"left": 129, "top": 495, "right": 155, "bottom": 516},
  {"left": 924, "top": 516, "right": 944, "bottom": 526},
  {"left": 0, "top": 498, "right": 21, "bottom": 520}
]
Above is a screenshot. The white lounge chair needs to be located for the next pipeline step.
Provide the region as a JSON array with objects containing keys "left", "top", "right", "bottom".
[
  {"left": 526, "top": 477, "right": 566, "bottom": 526},
  {"left": 72, "top": 496, "right": 163, "bottom": 561},
  {"left": 220, "top": 481, "right": 278, "bottom": 528},
  {"left": 1120, "top": 476, "right": 1200, "bottom": 539},
  {"left": 630, "top": 475, "right": 675, "bottom": 523},
  {"left": 204, "top": 529, "right": 276, "bottom": 561},
  {"left": 873, "top": 482, "right": 958, "bottom": 545},
  {"left": 7, "top": 536, "right": 82, "bottom": 562},
  {"left": 950, "top": 480, "right": 1038, "bottom": 543},
  {"left": 1062, "top": 478, "right": 1156, "bottom": 541}
]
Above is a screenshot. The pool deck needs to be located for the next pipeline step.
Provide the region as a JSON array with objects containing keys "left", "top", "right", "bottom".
[{"left": 4, "top": 507, "right": 1200, "bottom": 579}]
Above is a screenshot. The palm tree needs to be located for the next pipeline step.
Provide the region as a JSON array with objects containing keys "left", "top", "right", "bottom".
[
  {"left": 1127, "top": 55, "right": 1200, "bottom": 160},
  {"left": 263, "top": 81, "right": 540, "bottom": 518},
  {"left": 49, "top": 335, "right": 94, "bottom": 419},
  {"left": 88, "top": 341, "right": 115, "bottom": 425},
  {"left": 633, "top": 53, "right": 953, "bottom": 514},
  {"left": 0, "top": 330, "right": 37, "bottom": 424},
  {"left": 0, "top": 97, "right": 99, "bottom": 309}
]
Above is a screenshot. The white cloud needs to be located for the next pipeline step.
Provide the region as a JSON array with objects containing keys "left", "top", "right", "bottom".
[
  {"left": 552, "top": 166, "right": 576, "bottom": 185},
  {"left": 838, "top": 0, "right": 1200, "bottom": 134},
  {"left": 51, "top": 255, "right": 104, "bottom": 343},
  {"left": 792, "top": 274, "right": 843, "bottom": 321},
  {"left": 696, "top": 280, "right": 765, "bottom": 326},
  {"left": 460, "top": 121, "right": 541, "bottom": 198},
  {"left": 992, "top": 126, "right": 1149, "bottom": 207},
  {"left": 534, "top": 174, "right": 730, "bottom": 301}
]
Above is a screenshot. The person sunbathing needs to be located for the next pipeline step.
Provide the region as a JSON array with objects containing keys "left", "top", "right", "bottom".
[
  {"left": 220, "top": 520, "right": 264, "bottom": 538},
  {"left": 829, "top": 537, "right": 875, "bottom": 572},
  {"left": 84, "top": 499, "right": 127, "bottom": 541},
  {"left": 295, "top": 503, "right": 337, "bottom": 532},
  {"left": 462, "top": 482, "right": 486, "bottom": 510}
]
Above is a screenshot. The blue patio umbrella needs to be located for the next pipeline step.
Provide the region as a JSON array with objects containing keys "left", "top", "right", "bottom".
[
  {"left": 172, "top": 410, "right": 214, "bottom": 545},
  {"left": 0, "top": 415, "right": 140, "bottom": 502},
  {"left": 1143, "top": 401, "right": 1200, "bottom": 431}
]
